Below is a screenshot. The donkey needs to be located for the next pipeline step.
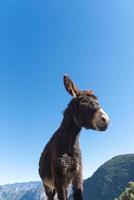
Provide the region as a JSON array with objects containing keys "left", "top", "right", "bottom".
[{"left": 39, "top": 75, "right": 110, "bottom": 200}]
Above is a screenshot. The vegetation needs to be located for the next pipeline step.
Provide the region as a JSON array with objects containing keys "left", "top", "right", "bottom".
[{"left": 115, "top": 182, "right": 134, "bottom": 200}]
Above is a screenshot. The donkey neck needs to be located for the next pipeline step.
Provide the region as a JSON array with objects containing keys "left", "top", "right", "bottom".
[{"left": 60, "top": 115, "right": 82, "bottom": 153}]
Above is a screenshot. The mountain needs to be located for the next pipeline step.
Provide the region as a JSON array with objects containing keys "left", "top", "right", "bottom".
[
  {"left": 83, "top": 154, "right": 134, "bottom": 200},
  {"left": 0, "top": 154, "right": 134, "bottom": 200},
  {"left": 0, "top": 182, "right": 45, "bottom": 200},
  {"left": 0, "top": 182, "right": 72, "bottom": 200}
]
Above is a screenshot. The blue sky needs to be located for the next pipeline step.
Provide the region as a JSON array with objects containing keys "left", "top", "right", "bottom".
[{"left": 0, "top": 0, "right": 134, "bottom": 185}]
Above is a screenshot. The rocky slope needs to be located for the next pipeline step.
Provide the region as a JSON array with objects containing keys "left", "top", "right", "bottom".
[{"left": 0, "top": 182, "right": 45, "bottom": 200}]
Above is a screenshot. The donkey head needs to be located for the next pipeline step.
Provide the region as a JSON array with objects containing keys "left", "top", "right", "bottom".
[{"left": 64, "top": 75, "right": 110, "bottom": 131}]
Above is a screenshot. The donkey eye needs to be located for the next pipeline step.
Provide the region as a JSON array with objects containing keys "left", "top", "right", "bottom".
[{"left": 89, "top": 102, "right": 100, "bottom": 110}]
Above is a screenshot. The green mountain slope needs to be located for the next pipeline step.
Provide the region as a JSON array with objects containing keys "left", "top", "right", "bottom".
[{"left": 83, "top": 154, "right": 134, "bottom": 200}]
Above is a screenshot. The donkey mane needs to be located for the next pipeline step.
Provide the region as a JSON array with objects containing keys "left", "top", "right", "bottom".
[{"left": 62, "top": 99, "right": 78, "bottom": 125}]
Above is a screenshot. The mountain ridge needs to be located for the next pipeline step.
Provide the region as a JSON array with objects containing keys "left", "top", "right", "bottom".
[{"left": 84, "top": 154, "right": 134, "bottom": 200}]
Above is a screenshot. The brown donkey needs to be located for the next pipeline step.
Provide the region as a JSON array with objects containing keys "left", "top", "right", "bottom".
[{"left": 39, "top": 75, "right": 110, "bottom": 200}]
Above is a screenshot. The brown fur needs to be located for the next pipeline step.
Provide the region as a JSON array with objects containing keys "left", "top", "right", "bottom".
[{"left": 39, "top": 75, "right": 109, "bottom": 200}]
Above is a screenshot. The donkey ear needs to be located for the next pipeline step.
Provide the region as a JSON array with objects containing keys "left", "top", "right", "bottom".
[{"left": 63, "top": 75, "right": 79, "bottom": 97}]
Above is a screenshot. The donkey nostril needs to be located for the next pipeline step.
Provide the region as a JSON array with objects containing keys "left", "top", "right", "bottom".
[{"left": 101, "top": 116, "right": 106, "bottom": 122}]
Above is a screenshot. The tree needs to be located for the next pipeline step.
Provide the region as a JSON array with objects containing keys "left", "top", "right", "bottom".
[{"left": 115, "top": 182, "right": 134, "bottom": 200}]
